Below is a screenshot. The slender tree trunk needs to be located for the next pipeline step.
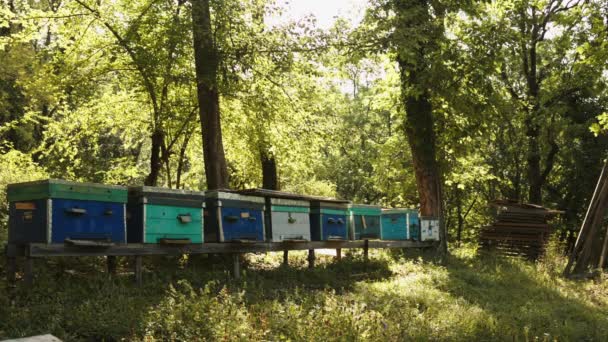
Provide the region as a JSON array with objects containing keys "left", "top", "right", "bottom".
[
  {"left": 175, "top": 134, "right": 191, "bottom": 189},
  {"left": 191, "top": 0, "right": 229, "bottom": 190},
  {"left": 456, "top": 188, "right": 463, "bottom": 247},
  {"left": 145, "top": 128, "right": 164, "bottom": 186},
  {"left": 261, "top": 148, "right": 279, "bottom": 190}
]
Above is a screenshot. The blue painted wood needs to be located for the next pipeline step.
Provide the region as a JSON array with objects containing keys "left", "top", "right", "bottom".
[
  {"left": 51, "top": 199, "right": 126, "bottom": 243},
  {"left": 220, "top": 207, "right": 265, "bottom": 241},
  {"left": 9, "top": 198, "right": 126, "bottom": 244},
  {"left": 311, "top": 211, "right": 349, "bottom": 241},
  {"left": 205, "top": 191, "right": 266, "bottom": 242}
]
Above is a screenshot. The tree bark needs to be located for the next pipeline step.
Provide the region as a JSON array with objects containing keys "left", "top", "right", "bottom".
[
  {"left": 191, "top": 0, "right": 229, "bottom": 190},
  {"left": 261, "top": 148, "right": 279, "bottom": 190},
  {"left": 394, "top": 0, "right": 447, "bottom": 261},
  {"left": 398, "top": 65, "right": 446, "bottom": 261},
  {"left": 144, "top": 128, "right": 164, "bottom": 186}
]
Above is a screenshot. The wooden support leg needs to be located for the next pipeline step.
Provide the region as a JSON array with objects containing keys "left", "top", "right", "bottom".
[
  {"left": 6, "top": 257, "right": 17, "bottom": 283},
  {"left": 233, "top": 254, "right": 241, "bottom": 280},
  {"left": 364, "top": 240, "right": 369, "bottom": 262},
  {"left": 336, "top": 248, "right": 342, "bottom": 261},
  {"left": 283, "top": 250, "right": 289, "bottom": 266},
  {"left": 107, "top": 256, "right": 117, "bottom": 275},
  {"left": 134, "top": 256, "right": 143, "bottom": 286},
  {"left": 24, "top": 257, "right": 34, "bottom": 286},
  {"left": 308, "top": 249, "right": 315, "bottom": 269}
]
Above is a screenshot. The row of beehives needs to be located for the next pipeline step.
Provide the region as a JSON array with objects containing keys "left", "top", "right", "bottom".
[{"left": 6, "top": 180, "right": 439, "bottom": 245}]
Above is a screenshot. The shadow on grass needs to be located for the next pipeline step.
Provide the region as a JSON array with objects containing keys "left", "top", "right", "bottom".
[
  {"left": 0, "top": 251, "right": 394, "bottom": 340},
  {"left": 442, "top": 253, "right": 608, "bottom": 340}
]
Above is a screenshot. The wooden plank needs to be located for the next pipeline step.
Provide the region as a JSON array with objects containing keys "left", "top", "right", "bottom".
[
  {"left": 27, "top": 241, "right": 434, "bottom": 257},
  {"left": 480, "top": 235, "right": 544, "bottom": 242},
  {"left": 492, "top": 222, "right": 550, "bottom": 229}
]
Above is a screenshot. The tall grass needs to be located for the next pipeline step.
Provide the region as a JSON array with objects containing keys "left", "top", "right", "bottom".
[{"left": 1, "top": 246, "right": 606, "bottom": 341}]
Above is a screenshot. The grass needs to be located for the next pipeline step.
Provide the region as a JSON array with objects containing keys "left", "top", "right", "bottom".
[{"left": 0, "top": 245, "right": 607, "bottom": 341}]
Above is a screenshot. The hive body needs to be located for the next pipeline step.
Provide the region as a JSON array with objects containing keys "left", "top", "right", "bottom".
[
  {"left": 8, "top": 179, "right": 127, "bottom": 244},
  {"left": 268, "top": 198, "right": 311, "bottom": 242},
  {"left": 205, "top": 191, "right": 265, "bottom": 242},
  {"left": 310, "top": 200, "right": 350, "bottom": 241},
  {"left": 350, "top": 204, "right": 382, "bottom": 240},
  {"left": 381, "top": 208, "right": 419, "bottom": 240},
  {"left": 127, "top": 187, "right": 205, "bottom": 244}
]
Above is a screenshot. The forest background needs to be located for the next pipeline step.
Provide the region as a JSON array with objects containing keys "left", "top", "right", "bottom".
[{"left": 1, "top": 0, "right": 608, "bottom": 252}]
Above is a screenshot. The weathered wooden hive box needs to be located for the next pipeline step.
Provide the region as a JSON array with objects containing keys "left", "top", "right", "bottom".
[
  {"left": 7, "top": 179, "right": 127, "bottom": 245},
  {"left": 127, "top": 187, "right": 205, "bottom": 244},
  {"left": 235, "top": 189, "right": 312, "bottom": 242},
  {"left": 381, "top": 208, "right": 419, "bottom": 240},
  {"left": 310, "top": 199, "right": 350, "bottom": 241},
  {"left": 349, "top": 204, "right": 382, "bottom": 240},
  {"left": 267, "top": 197, "right": 311, "bottom": 242},
  {"left": 205, "top": 191, "right": 265, "bottom": 242},
  {"left": 420, "top": 216, "right": 440, "bottom": 241}
]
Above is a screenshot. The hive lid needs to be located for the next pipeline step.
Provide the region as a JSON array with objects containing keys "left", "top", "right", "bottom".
[
  {"left": 350, "top": 204, "right": 382, "bottom": 215},
  {"left": 7, "top": 179, "right": 127, "bottom": 203},
  {"left": 205, "top": 190, "right": 266, "bottom": 204},
  {"left": 382, "top": 208, "right": 417, "bottom": 215},
  {"left": 129, "top": 186, "right": 205, "bottom": 201},
  {"left": 236, "top": 188, "right": 350, "bottom": 203},
  {"left": 270, "top": 197, "right": 310, "bottom": 208}
]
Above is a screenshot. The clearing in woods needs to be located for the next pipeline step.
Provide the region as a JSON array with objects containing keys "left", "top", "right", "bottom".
[{"left": 1, "top": 245, "right": 607, "bottom": 341}]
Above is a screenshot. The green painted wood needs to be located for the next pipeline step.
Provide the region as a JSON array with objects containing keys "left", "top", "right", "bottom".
[
  {"left": 144, "top": 204, "right": 203, "bottom": 243},
  {"left": 349, "top": 206, "right": 382, "bottom": 216},
  {"left": 7, "top": 179, "right": 127, "bottom": 203}
]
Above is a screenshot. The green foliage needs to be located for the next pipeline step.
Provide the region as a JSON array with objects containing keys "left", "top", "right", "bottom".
[{"left": 0, "top": 148, "right": 47, "bottom": 242}]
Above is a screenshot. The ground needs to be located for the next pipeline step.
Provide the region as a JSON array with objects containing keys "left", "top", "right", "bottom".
[{"left": 1, "top": 244, "right": 607, "bottom": 341}]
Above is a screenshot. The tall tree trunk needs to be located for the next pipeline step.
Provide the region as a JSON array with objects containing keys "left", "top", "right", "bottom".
[
  {"left": 456, "top": 188, "right": 463, "bottom": 247},
  {"left": 261, "top": 148, "right": 279, "bottom": 190},
  {"left": 191, "top": 0, "right": 229, "bottom": 190},
  {"left": 399, "top": 65, "right": 447, "bottom": 261},
  {"left": 394, "top": 0, "right": 447, "bottom": 261}
]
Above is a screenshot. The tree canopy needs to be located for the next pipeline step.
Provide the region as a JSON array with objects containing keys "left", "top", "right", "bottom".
[{"left": 1, "top": 0, "right": 607, "bottom": 249}]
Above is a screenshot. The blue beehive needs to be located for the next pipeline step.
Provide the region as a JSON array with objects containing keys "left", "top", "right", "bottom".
[
  {"left": 7, "top": 179, "right": 127, "bottom": 245},
  {"left": 204, "top": 190, "right": 266, "bottom": 242},
  {"left": 310, "top": 199, "right": 350, "bottom": 241},
  {"left": 381, "top": 208, "right": 419, "bottom": 240}
]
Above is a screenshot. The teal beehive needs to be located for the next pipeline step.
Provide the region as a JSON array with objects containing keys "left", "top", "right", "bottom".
[
  {"left": 349, "top": 204, "right": 382, "bottom": 240},
  {"left": 381, "top": 208, "right": 419, "bottom": 240},
  {"left": 127, "top": 187, "right": 205, "bottom": 244}
]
